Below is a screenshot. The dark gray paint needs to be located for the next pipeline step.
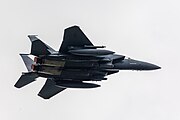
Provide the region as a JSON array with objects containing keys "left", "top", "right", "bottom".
[{"left": 15, "top": 26, "right": 160, "bottom": 99}]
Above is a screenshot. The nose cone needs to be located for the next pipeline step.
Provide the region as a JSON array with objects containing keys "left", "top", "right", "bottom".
[
  {"left": 141, "top": 62, "right": 161, "bottom": 70},
  {"left": 113, "top": 59, "right": 161, "bottom": 71},
  {"left": 127, "top": 59, "right": 161, "bottom": 70}
]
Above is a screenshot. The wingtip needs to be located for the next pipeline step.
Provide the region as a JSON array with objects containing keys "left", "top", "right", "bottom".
[
  {"left": 38, "top": 93, "right": 51, "bottom": 100},
  {"left": 14, "top": 84, "right": 21, "bottom": 88}
]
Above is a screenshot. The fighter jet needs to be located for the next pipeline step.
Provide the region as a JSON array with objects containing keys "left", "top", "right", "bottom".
[{"left": 15, "top": 26, "right": 160, "bottom": 99}]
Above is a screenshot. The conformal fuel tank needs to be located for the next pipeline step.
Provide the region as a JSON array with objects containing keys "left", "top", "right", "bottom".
[{"left": 68, "top": 49, "right": 114, "bottom": 56}]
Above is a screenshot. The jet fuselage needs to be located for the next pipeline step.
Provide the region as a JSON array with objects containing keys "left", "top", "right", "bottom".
[
  {"left": 15, "top": 26, "right": 160, "bottom": 99},
  {"left": 31, "top": 51, "right": 160, "bottom": 82}
]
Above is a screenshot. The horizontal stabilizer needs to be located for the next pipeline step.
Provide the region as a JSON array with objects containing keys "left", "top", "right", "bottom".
[
  {"left": 38, "top": 78, "right": 66, "bottom": 99},
  {"left": 14, "top": 72, "right": 38, "bottom": 88},
  {"left": 28, "top": 35, "right": 56, "bottom": 56}
]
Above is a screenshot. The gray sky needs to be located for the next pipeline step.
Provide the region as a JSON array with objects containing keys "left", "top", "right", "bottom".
[{"left": 0, "top": 0, "right": 180, "bottom": 120}]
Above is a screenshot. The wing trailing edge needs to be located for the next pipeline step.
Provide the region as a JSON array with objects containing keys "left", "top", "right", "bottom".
[{"left": 38, "top": 78, "right": 66, "bottom": 99}]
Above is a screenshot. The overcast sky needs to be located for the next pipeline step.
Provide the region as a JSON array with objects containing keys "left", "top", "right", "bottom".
[{"left": 1, "top": 0, "right": 180, "bottom": 120}]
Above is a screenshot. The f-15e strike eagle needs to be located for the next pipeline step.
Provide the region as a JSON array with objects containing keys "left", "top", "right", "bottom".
[{"left": 15, "top": 26, "right": 160, "bottom": 99}]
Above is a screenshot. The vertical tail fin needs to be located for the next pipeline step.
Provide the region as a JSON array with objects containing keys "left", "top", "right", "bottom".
[
  {"left": 28, "top": 35, "right": 56, "bottom": 56},
  {"left": 20, "top": 54, "right": 33, "bottom": 72}
]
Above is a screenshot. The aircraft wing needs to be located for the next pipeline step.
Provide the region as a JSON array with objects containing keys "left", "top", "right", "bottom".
[
  {"left": 38, "top": 78, "right": 66, "bottom": 99},
  {"left": 59, "top": 26, "right": 93, "bottom": 53}
]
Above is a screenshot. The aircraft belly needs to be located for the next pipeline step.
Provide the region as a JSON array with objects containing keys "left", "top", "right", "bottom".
[
  {"left": 37, "top": 65, "right": 63, "bottom": 76},
  {"left": 64, "top": 60, "right": 98, "bottom": 68},
  {"left": 43, "top": 59, "right": 65, "bottom": 66},
  {"left": 58, "top": 69, "right": 106, "bottom": 81}
]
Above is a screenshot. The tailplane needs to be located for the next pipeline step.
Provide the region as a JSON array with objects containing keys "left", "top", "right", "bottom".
[
  {"left": 14, "top": 72, "right": 38, "bottom": 88},
  {"left": 15, "top": 54, "right": 38, "bottom": 88}
]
